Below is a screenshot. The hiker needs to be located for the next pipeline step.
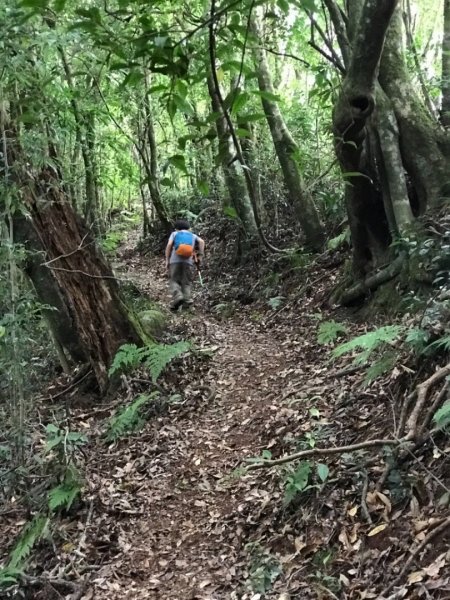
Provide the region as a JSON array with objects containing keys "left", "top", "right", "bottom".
[{"left": 165, "top": 219, "right": 205, "bottom": 311}]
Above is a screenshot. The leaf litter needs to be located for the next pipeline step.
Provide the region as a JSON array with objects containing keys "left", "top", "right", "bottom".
[{"left": 2, "top": 236, "right": 450, "bottom": 599}]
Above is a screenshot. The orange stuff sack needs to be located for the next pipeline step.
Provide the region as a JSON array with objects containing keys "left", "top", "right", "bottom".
[{"left": 174, "top": 231, "right": 194, "bottom": 258}]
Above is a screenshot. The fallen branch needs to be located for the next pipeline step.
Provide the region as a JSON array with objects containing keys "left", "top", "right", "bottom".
[
  {"left": 245, "top": 438, "right": 400, "bottom": 470},
  {"left": 405, "top": 362, "right": 450, "bottom": 439},
  {"left": 360, "top": 470, "right": 372, "bottom": 524},
  {"left": 381, "top": 516, "right": 450, "bottom": 596}
]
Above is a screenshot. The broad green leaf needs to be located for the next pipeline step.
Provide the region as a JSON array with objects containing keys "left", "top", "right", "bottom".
[
  {"left": 167, "top": 154, "right": 188, "bottom": 175},
  {"left": 253, "top": 90, "right": 281, "bottom": 102},
  {"left": 316, "top": 463, "right": 329, "bottom": 482},
  {"left": 223, "top": 205, "right": 238, "bottom": 219}
]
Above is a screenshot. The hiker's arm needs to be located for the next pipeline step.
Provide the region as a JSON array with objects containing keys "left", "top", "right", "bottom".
[
  {"left": 165, "top": 239, "right": 173, "bottom": 269},
  {"left": 197, "top": 237, "right": 205, "bottom": 256}
]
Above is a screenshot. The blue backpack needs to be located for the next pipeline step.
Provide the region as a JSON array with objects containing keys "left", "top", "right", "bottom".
[{"left": 174, "top": 231, "right": 195, "bottom": 258}]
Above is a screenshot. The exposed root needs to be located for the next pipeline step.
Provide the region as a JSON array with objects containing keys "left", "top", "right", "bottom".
[
  {"left": 405, "top": 363, "right": 450, "bottom": 439},
  {"left": 417, "top": 380, "right": 449, "bottom": 437},
  {"left": 339, "top": 252, "right": 405, "bottom": 305},
  {"left": 381, "top": 516, "right": 450, "bottom": 597}
]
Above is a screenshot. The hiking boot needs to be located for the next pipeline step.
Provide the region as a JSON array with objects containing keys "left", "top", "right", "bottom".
[{"left": 170, "top": 298, "right": 184, "bottom": 311}]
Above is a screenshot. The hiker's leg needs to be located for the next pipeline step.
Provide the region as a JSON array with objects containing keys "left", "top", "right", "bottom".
[
  {"left": 181, "top": 264, "right": 193, "bottom": 304},
  {"left": 169, "top": 264, "right": 183, "bottom": 308}
]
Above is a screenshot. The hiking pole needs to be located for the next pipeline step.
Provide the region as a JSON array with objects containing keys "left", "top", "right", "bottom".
[{"left": 194, "top": 254, "right": 204, "bottom": 287}]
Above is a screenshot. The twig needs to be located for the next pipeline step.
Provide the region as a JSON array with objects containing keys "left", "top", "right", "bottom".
[
  {"left": 360, "top": 470, "right": 373, "bottom": 524},
  {"left": 40, "top": 233, "right": 93, "bottom": 266},
  {"left": 74, "top": 499, "right": 94, "bottom": 557},
  {"left": 43, "top": 369, "right": 93, "bottom": 402},
  {"left": 406, "top": 362, "right": 450, "bottom": 439},
  {"left": 381, "top": 516, "right": 450, "bottom": 596},
  {"left": 245, "top": 438, "right": 401, "bottom": 470},
  {"left": 256, "top": 46, "right": 311, "bottom": 68},
  {"left": 327, "top": 364, "right": 365, "bottom": 378}
]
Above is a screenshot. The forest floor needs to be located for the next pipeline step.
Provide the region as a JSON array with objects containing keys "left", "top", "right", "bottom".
[{"left": 2, "top": 231, "right": 450, "bottom": 600}]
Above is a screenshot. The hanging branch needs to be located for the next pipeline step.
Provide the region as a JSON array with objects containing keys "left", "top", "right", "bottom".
[
  {"left": 403, "top": 0, "right": 438, "bottom": 121},
  {"left": 321, "top": 0, "right": 351, "bottom": 68},
  {"left": 208, "top": 0, "right": 283, "bottom": 253},
  {"left": 308, "top": 11, "right": 346, "bottom": 74},
  {"left": 233, "top": 0, "right": 256, "bottom": 95}
]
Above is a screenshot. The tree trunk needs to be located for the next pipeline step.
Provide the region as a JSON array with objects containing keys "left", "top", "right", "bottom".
[
  {"left": 84, "top": 109, "right": 101, "bottom": 228},
  {"left": 251, "top": 15, "right": 325, "bottom": 250},
  {"left": 23, "top": 166, "right": 142, "bottom": 393},
  {"left": 442, "top": 0, "right": 450, "bottom": 128},
  {"left": 142, "top": 75, "right": 171, "bottom": 232},
  {"left": 332, "top": 0, "right": 399, "bottom": 277},
  {"left": 58, "top": 47, "right": 100, "bottom": 230},
  {"left": 206, "top": 74, "right": 258, "bottom": 238},
  {"left": 13, "top": 214, "right": 87, "bottom": 364},
  {"left": 379, "top": 5, "right": 448, "bottom": 212}
]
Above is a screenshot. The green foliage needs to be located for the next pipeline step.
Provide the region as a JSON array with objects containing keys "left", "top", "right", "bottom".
[
  {"left": 405, "top": 327, "right": 430, "bottom": 354},
  {"left": 45, "top": 424, "right": 88, "bottom": 455},
  {"left": 425, "top": 334, "right": 450, "bottom": 355},
  {"left": 246, "top": 543, "right": 282, "bottom": 595},
  {"left": 8, "top": 515, "right": 49, "bottom": 569},
  {"left": 333, "top": 325, "right": 404, "bottom": 364},
  {"left": 0, "top": 566, "right": 23, "bottom": 587},
  {"left": 284, "top": 461, "right": 312, "bottom": 505},
  {"left": 48, "top": 465, "right": 82, "bottom": 511},
  {"left": 106, "top": 392, "right": 159, "bottom": 441},
  {"left": 100, "top": 230, "right": 124, "bottom": 253},
  {"left": 267, "top": 296, "right": 284, "bottom": 310},
  {"left": 433, "top": 401, "right": 450, "bottom": 430},
  {"left": 109, "top": 340, "right": 190, "bottom": 381},
  {"left": 363, "top": 351, "right": 397, "bottom": 385},
  {"left": 317, "top": 320, "right": 348, "bottom": 345},
  {"left": 327, "top": 228, "right": 350, "bottom": 250}
]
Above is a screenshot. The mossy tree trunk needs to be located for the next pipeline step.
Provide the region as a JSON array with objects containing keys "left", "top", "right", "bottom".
[
  {"left": 206, "top": 73, "right": 258, "bottom": 239},
  {"left": 332, "top": 0, "right": 399, "bottom": 277},
  {"left": 326, "top": 0, "right": 450, "bottom": 285},
  {"left": 142, "top": 73, "right": 171, "bottom": 232},
  {"left": 379, "top": 6, "right": 448, "bottom": 213},
  {"left": 442, "top": 0, "right": 450, "bottom": 128},
  {"left": 22, "top": 166, "right": 142, "bottom": 393},
  {"left": 251, "top": 15, "right": 325, "bottom": 250}
]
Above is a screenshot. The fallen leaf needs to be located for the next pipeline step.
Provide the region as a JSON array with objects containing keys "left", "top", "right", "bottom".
[
  {"left": 408, "top": 570, "right": 424, "bottom": 584},
  {"left": 367, "top": 523, "right": 388, "bottom": 537}
]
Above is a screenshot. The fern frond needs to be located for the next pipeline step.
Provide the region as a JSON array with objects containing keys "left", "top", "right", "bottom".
[
  {"left": 425, "top": 335, "right": 450, "bottom": 356},
  {"left": 142, "top": 341, "right": 190, "bottom": 382},
  {"left": 108, "top": 343, "right": 142, "bottom": 376},
  {"left": 333, "top": 325, "right": 404, "bottom": 364},
  {"left": 106, "top": 392, "right": 159, "bottom": 441},
  {"left": 0, "top": 566, "right": 23, "bottom": 587},
  {"left": 363, "top": 351, "right": 397, "bottom": 385},
  {"left": 433, "top": 401, "right": 450, "bottom": 429},
  {"left": 9, "top": 515, "right": 48, "bottom": 569},
  {"left": 48, "top": 465, "right": 82, "bottom": 511},
  {"left": 317, "top": 320, "right": 348, "bottom": 345}
]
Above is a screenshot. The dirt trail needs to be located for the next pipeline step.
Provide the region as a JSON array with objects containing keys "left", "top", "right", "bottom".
[{"left": 88, "top": 251, "right": 330, "bottom": 599}]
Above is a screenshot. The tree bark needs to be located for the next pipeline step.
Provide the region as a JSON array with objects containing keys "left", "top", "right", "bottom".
[
  {"left": 379, "top": 5, "right": 448, "bottom": 212},
  {"left": 24, "top": 166, "right": 142, "bottom": 393},
  {"left": 206, "top": 74, "right": 258, "bottom": 238},
  {"left": 442, "top": 0, "right": 450, "bottom": 127},
  {"left": 332, "top": 0, "right": 399, "bottom": 276},
  {"left": 251, "top": 15, "right": 325, "bottom": 250},
  {"left": 58, "top": 47, "right": 100, "bottom": 230},
  {"left": 142, "top": 74, "right": 171, "bottom": 231}
]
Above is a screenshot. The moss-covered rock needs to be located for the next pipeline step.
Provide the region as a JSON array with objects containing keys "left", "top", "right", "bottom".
[{"left": 138, "top": 309, "right": 167, "bottom": 337}]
